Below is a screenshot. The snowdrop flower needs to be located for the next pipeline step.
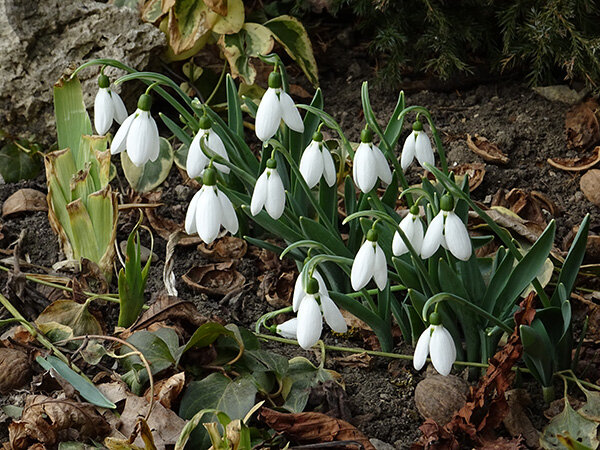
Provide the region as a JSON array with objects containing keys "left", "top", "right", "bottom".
[
  {"left": 401, "top": 120, "right": 435, "bottom": 171},
  {"left": 255, "top": 71, "right": 304, "bottom": 142},
  {"left": 281, "top": 277, "right": 347, "bottom": 349},
  {"left": 392, "top": 205, "right": 424, "bottom": 256},
  {"left": 185, "top": 167, "right": 238, "bottom": 244},
  {"left": 351, "top": 229, "right": 388, "bottom": 291},
  {"left": 187, "top": 115, "right": 230, "bottom": 178},
  {"left": 94, "top": 74, "right": 128, "bottom": 136},
  {"left": 421, "top": 194, "right": 472, "bottom": 261},
  {"left": 413, "top": 312, "right": 456, "bottom": 376},
  {"left": 111, "top": 93, "right": 160, "bottom": 167},
  {"left": 352, "top": 128, "right": 392, "bottom": 194},
  {"left": 251, "top": 158, "right": 285, "bottom": 220},
  {"left": 299, "top": 131, "right": 336, "bottom": 188}
]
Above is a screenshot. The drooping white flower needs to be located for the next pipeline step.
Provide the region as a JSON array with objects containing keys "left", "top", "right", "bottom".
[
  {"left": 250, "top": 158, "right": 285, "bottom": 220},
  {"left": 299, "top": 131, "right": 336, "bottom": 189},
  {"left": 400, "top": 120, "right": 435, "bottom": 171},
  {"left": 185, "top": 167, "right": 238, "bottom": 244},
  {"left": 420, "top": 195, "right": 472, "bottom": 261},
  {"left": 187, "top": 116, "right": 230, "bottom": 178},
  {"left": 413, "top": 314, "right": 456, "bottom": 376},
  {"left": 255, "top": 72, "right": 304, "bottom": 142},
  {"left": 111, "top": 93, "right": 160, "bottom": 167},
  {"left": 352, "top": 128, "right": 392, "bottom": 194},
  {"left": 393, "top": 206, "right": 424, "bottom": 257},
  {"left": 285, "top": 276, "right": 347, "bottom": 349},
  {"left": 351, "top": 229, "right": 388, "bottom": 291},
  {"left": 276, "top": 318, "right": 298, "bottom": 339},
  {"left": 94, "top": 74, "right": 128, "bottom": 136}
]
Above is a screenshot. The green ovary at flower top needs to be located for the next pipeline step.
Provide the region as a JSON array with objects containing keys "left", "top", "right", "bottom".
[{"left": 71, "top": 56, "right": 588, "bottom": 391}]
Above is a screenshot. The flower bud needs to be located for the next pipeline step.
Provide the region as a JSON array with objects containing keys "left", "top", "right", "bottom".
[
  {"left": 366, "top": 228, "right": 378, "bottom": 242},
  {"left": 203, "top": 166, "right": 217, "bottom": 186},
  {"left": 198, "top": 115, "right": 212, "bottom": 130},
  {"left": 440, "top": 194, "right": 454, "bottom": 212},
  {"left": 360, "top": 128, "right": 373, "bottom": 143},
  {"left": 98, "top": 74, "right": 110, "bottom": 89},
  {"left": 268, "top": 71, "right": 282, "bottom": 89},
  {"left": 137, "top": 94, "right": 152, "bottom": 112}
]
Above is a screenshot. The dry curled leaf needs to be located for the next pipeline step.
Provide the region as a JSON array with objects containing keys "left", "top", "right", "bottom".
[
  {"left": 466, "top": 134, "right": 509, "bottom": 165},
  {"left": 492, "top": 188, "right": 555, "bottom": 226},
  {"left": 332, "top": 352, "right": 373, "bottom": 369},
  {"left": 0, "top": 348, "right": 31, "bottom": 393},
  {"left": 144, "top": 372, "right": 185, "bottom": 409},
  {"left": 182, "top": 262, "right": 245, "bottom": 296},
  {"left": 258, "top": 407, "right": 375, "bottom": 450},
  {"left": 580, "top": 169, "right": 600, "bottom": 207},
  {"left": 36, "top": 299, "right": 104, "bottom": 337},
  {"left": 2, "top": 188, "right": 47, "bottom": 217},
  {"left": 548, "top": 146, "right": 600, "bottom": 171},
  {"left": 260, "top": 270, "right": 296, "bottom": 308},
  {"left": 503, "top": 389, "right": 539, "bottom": 447},
  {"left": 566, "top": 99, "right": 600, "bottom": 149},
  {"left": 197, "top": 236, "right": 248, "bottom": 261},
  {"left": 8, "top": 395, "right": 111, "bottom": 449}
]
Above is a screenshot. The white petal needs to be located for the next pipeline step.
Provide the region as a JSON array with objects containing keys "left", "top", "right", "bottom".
[
  {"left": 321, "top": 147, "right": 337, "bottom": 187},
  {"left": 110, "top": 90, "right": 128, "bottom": 124},
  {"left": 296, "top": 295, "right": 323, "bottom": 349},
  {"left": 187, "top": 131, "right": 210, "bottom": 179},
  {"left": 127, "top": 111, "right": 159, "bottom": 167},
  {"left": 265, "top": 169, "right": 285, "bottom": 220},
  {"left": 196, "top": 187, "right": 222, "bottom": 244},
  {"left": 415, "top": 132, "right": 435, "bottom": 169},
  {"left": 184, "top": 190, "right": 201, "bottom": 235},
  {"left": 255, "top": 88, "right": 281, "bottom": 142},
  {"left": 444, "top": 212, "right": 472, "bottom": 261},
  {"left": 430, "top": 325, "right": 456, "bottom": 376},
  {"left": 279, "top": 91, "right": 304, "bottom": 133},
  {"left": 217, "top": 189, "right": 238, "bottom": 235},
  {"left": 354, "top": 143, "right": 377, "bottom": 193},
  {"left": 371, "top": 144, "right": 393, "bottom": 185},
  {"left": 299, "top": 141, "right": 323, "bottom": 189},
  {"left": 94, "top": 88, "right": 114, "bottom": 136},
  {"left": 413, "top": 326, "right": 432, "bottom": 370},
  {"left": 351, "top": 241, "right": 376, "bottom": 291},
  {"left": 292, "top": 276, "right": 304, "bottom": 312},
  {"left": 313, "top": 270, "right": 328, "bottom": 296},
  {"left": 207, "top": 129, "right": 230, "bottom": 174},
  {"left": 411, "top": 217, "right": 425, "bottom": 255},
  {"left": 110, "top": 112, "right": 136, "bottom": 155},
  {"left": 320, "top": 294, "right": 347, "bottom": 333},
  {"left": 421, "top": 212, "right": 445, "bottom": 259},
  {"left": 392, "top": 214, "right": 415, "bottom": 256},
  {"left": 372, "top": 243, "right": 388, "bottom": 290},
  {"left": 250, "top": 170, "right": 268, "bottom": 216},
  {"left": 276, "top": 318, "right": 298, "bottom": 339},
  {"left": 401, "top": 131, "right": 417, "bottom": 171}
]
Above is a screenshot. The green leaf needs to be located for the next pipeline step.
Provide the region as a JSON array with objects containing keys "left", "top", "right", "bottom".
[
  {"left": 36, "top": 356, "right": 116, "bottom": 409},
  {"left": 264, "top": 15, "right": 319, "bottom": 87},
  {"left": 281, "top": 357, "right": 337, "bottom": 413},
  {"left": 179, "top": 373, "right": 258, "bottom": 449},
  {"left": 383, "top": 91, "right": 405, "bottom": 148},
  {"left": 182, "top": 322, "right": 239, "bottom": 355},
  {"left": 122, "top": 330, "right": 177, "bottom": 379},
  {"left": 168, "top": 0, "right": 215, "bottom": 55},
  {"left": 299, "top": 216, "right": 351, "bottom": 258},
  {"left": 211, "top": 0, "right": 244, "bottom": 34},
  {"left": 121, "top": 137, "right": 174, "bottom": 192},
  {"left": 540, "top": 397, "right": 599, "bottom": 449},
  {"left": 520, "top": 321, "right": 553, "bottom": 386},
  {"left": 0, "top": 142, "right": 42, "bottom": 182},
  {"left": 226, "top": 74, "right": 243, "bottom": 138}
]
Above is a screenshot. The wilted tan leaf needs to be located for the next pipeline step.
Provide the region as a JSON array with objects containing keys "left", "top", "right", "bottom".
[
  {"left": 332, "top": 352, "right": 373, "bottom": 369},
  {"left": 197, "top": 236, "right": 247, "bottom": 261},
  {"left": 261, "top": 270, "right": 296, "bottom": 308},
  {"left": 0, "top": 348, "right": 31, "bottom": 393},
  {"left": 257, "top": 407, "right": 375, "bottom": 450},
  {"left": 182, "top": 263, "right": 245, "bottom": 296},
  {"left": 580, "top": 169, "right": 600, "bottom": 206},
  {"left": 548, "top": 146, "right": 600, "bottom": 171},
  {"left": 36, "top": 300, "right": 104, "bottom": 337},
  {"left": 2, "top": 188, "right": 47, "bottom": 217},
  {"left": 144, "top": 372, "right": 185, "bottom": 409},
  {"left": 566, "top": 99, "right": 600, "bottom": 149},
  {"left": 9, "top": 395, "right": 111, "bottom": 449},
  {"left": 466, "top": 134, "right": 509, "bottom": 165},
  {"left": 204, "top": 0, "right": 227, "bottom": 15}
]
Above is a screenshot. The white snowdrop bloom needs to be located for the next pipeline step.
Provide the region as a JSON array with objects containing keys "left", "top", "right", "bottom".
[
  {"left": 293, "top": 272, "right": 347, "bottom": 331},
  {"left": 293, "top": 270, "right": 327, "bottom": 312},
  {"left": 351, "top": 229, "right": 388, "bottom": 291},
  {"left": 111, "top": 94, "right": 160, "bottom": 167},
  {"left": 276, "top": 318, "right": 298, "bottom": 339},
  {"left": 250, "top": 158, "right": 286, "bottom": 220},
  {"left": 185, "top": 167, "right": 238, "bottom": 244},
  {"left": 393, "top": 205, "right": 424, "bottom": 257},
  {"left": 420, "top": 195, "right": 472, "bottom": 261},
  {"left": 352, "top": 128, "right": 392, "bottom": 194},
  {"left": 413, "top": 313, "right": 456, "bottom": 376},
  {"left": 299, "top": 131, "right": 336, "bottom": 188},
  {"left": 400, "top": 120, "right": 435, "bottom": 171},
  {"left": 255, "top": 72, "right": 304, "bottom": 142},
  {"left": 94, "top": 74, "right": 128, "bottom": 136},
  {"left": 187, "top": 116, "right": 230, "bottom": 178}
]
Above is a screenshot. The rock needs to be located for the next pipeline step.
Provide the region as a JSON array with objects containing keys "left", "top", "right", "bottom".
[
  {"left": 0, "top": 0, "right": 166, "bottom": 144},
  {"left": 414, "top": 374, "right": 469, "bottom": 425},
  {"left": 119, "top": 240, "right": 158, "bottom": 264},
  {"left": 533, "top": 85, "right": 589, "bottom": 105},
  {"left": 370, "top": 438, "right": 395, "bottom": 450}
]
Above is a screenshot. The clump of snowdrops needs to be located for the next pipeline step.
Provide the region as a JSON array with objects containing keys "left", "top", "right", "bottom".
[{"left": 73, "top": 55, "right": 588, "bottom": 397}]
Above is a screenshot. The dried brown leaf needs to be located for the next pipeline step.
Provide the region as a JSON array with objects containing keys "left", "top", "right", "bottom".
[
  {"left": 258, "top": 407, "right": 375, "bottom": 450},
  {"left": 144, "top": 372, "right": 185, "bottom": 409},
  {"left": 548, "top": 146, "right": 600, "bottom": 171},
  {"left": 580, "top": 169, "right": 600, "bottom": 206},
  {"left": 466, "top": 134, "right": 509, "bottom": 165},
  {"left": 0, "top": 348, "right": 31, "bottom": 393},
  {"left": 261, "top": 270, "right": 296, "bottom": 308},
  {"left": 566, "top": 99, "right": 600, "bottom": 149},
  {"left": 503, "top": 389, "right": 540, "bottom": 448},
  {"left": 182, "top": 262, "right": 245, "bottom": 296},
  {"left": 333, "top": 352, "right": 373, "bottom": 369},
  {"left": 204, "top": 0, "right": 227, "bottom": 15},
  {"left": 197, "top": 236, "right": 247, "bottom": 261},
  {"left": 2, "top": 189, "right": 47, "bottom": 217}
]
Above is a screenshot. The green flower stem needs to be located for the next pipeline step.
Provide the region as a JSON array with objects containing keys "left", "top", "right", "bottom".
[
  {"left": 255, "top": 306, "right": 293, "bottom": 333},
  {"left": 204, "top": 62, "right": 227, "bottom": 106},
  {"left": 198, "top": 136, "right": 256, "bottom": 187},
  {"left": 398, "top": 106, "right": 448, "bottom": 174},
  {"left": 421, "top": 292, "right": 514, "bottom": 334},
  {"left": 345, "top": 284, "right": 406, "bottom": 298},
  {"left": 425, "top": 163, "right": 552, "bottom": 308},
  {"left": 297, "top": 105, "right": 354, "bottom": 160},
  {"left": 280, "top": 240, "right": 331, "bottom": 259}
]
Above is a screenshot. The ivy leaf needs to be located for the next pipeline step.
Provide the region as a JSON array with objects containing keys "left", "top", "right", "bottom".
[
  {"left": 121, "top": 137, "right": 174, "bottom": 192},
  {"left": 0, "top": 141, "right": 42, "bottom": 182},
  {"left": 281, "top": 356, "right": 339, "bottom": 413},
  {"left": 540, "top": 397, "right": 599, "bottom": 449}
]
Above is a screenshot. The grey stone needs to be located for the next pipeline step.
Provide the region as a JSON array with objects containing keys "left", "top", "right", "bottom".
[
  {"left": 0, "top": 0, "right": 166, "bottom": 144},
  {"left": 370, "top": 438, "right": 396, "bottom": 450}
]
